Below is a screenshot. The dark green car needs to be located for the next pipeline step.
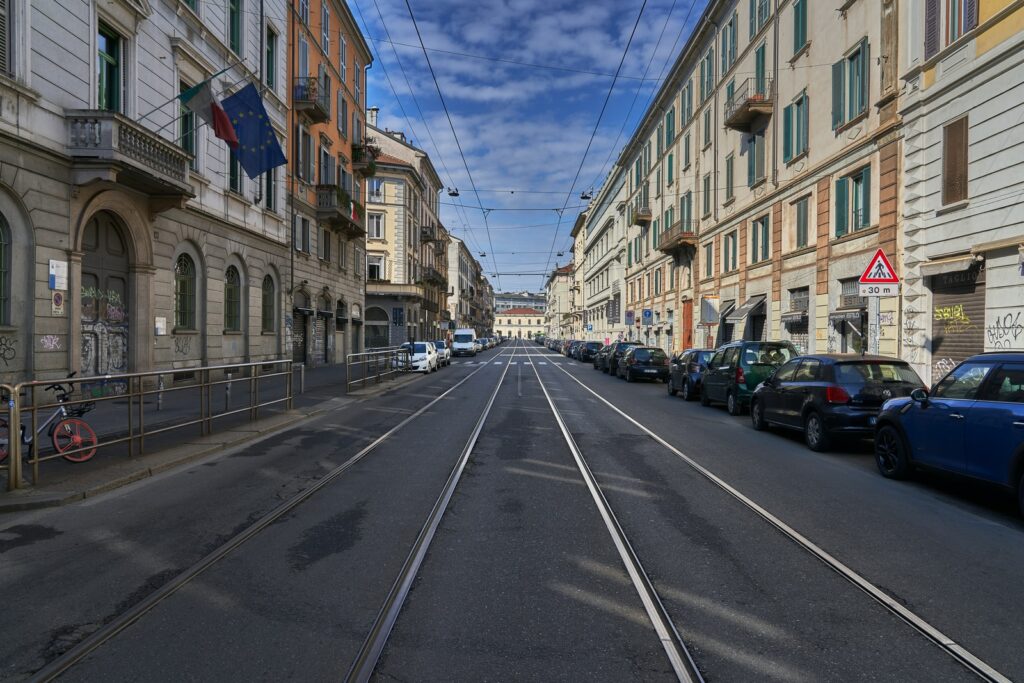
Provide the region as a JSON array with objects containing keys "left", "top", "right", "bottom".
[{"left": 700, "top": 340, "right": 798, "bottom": 415}]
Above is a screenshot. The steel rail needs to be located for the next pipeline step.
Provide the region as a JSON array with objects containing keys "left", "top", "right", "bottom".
[
  {"left": 528, "top": 361, "right": 704, "bottom": 683},
  {"left": 344, "top": 339, "right": 519, "bottom": 682},
  {"left": 542, "top": 355, "right": 1011, "bottom": 683},
  {"left": 28, "top": 345, "right": 519, "bottom": 683}
]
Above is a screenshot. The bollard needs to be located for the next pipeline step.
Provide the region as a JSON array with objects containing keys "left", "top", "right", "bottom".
[
  {"left": 225, "top": 371, "right": 232, "bottom": 413},
  {"left": 299, "top": 364, "right": 305, "bottom": 394},
  {"left": 157, "top": 373, "right": 164, "bottom": 411},
  {"left": 5, "top": 387, "right": 21, "bottom": 491}
]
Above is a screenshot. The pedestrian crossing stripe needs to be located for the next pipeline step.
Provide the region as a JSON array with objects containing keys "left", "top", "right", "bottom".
[{"left": 539, "top": 362, "right": 547, "bottom": 365}]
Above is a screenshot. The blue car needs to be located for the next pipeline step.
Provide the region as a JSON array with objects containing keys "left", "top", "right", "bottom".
[{"left": 874, "top": 353, "right": 1024, "bottom": 515}]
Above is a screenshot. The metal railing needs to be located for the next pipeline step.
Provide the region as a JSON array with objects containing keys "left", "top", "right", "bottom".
[
  {"left": 345, "top": 347, "right": 412, "bottom": 394},
  {"left": 724, "top": 76, "right": 774, "bottom": 123},
  {"left": 2, "top": 360, "right": 294, "bottom": 490}
]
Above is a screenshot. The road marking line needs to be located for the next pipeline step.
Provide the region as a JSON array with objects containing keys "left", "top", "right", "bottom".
[
  {"left": 539, "top": 362, "right": 548, "bottom": 365},
  {"left": 493, "top": 362, "right": 503, "bottom": 365}
]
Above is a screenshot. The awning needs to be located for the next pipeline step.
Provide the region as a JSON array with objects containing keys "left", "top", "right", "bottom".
[
  {"left": 829, "top": 307, "right": 864, "bottom": 324},
  {"left": 780, "top": 310, "right": 808, "bottom": 324},
  {"left": 920, "top": 253, "right": 979, "bottom": 277},
  {"left": 293, "top": 307, "right": 314, "bottom": 316},
  {"left": 725, "top": 294, "right": 766, "bottom": 324},
  {"left": 717, "top": 301, "right": 736, "bottom": 323}
]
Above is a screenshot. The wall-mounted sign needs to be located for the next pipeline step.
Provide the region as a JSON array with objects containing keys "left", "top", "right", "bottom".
[
  {"left": 51, "top": 291, "right": 65, "bottom": 316},
  {"left": 155, "top": 316, "right": 167, "bottom": 336},
  {"left": 48, "top": 260, "right": 68, "bottom": 290}
]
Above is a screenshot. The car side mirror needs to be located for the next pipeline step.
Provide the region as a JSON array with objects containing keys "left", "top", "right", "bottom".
[{"left": 910, "top": 388, "right": 929, "bottom": 404}]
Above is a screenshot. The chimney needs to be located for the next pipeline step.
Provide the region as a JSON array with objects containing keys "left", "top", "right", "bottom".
[{"left": 367, "top": 106, "right": 379, "bottom": 127}]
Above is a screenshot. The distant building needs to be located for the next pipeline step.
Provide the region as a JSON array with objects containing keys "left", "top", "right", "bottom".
[
  {"left": 496, "top": 308, "right": 546, "bottom": 340},
  {"left": 495, "top": 292, "right": 547, "bottom": 314},
  {"left": 544, "top": 264, "right": 575, "bottom": 338}
]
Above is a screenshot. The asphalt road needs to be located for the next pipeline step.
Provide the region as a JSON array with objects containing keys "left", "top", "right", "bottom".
[{"left": 0, "top": 339, "right": 1018, "bottom": 681}]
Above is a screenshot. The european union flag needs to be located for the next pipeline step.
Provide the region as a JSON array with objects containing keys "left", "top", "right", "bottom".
[{"left": 221, "top": 83, "right": 287, "bottom": 179}]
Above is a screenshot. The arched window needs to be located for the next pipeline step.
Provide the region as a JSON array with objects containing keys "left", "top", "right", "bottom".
[
  {"left": 174, "top": 253, "right": 196, "bottom": 329},
  {"left": 261, "top": 274, "right": 275, "bottom": 332},
  {"left": 225, "top": 266, "right": 241, "bottom": 331},
  {"left": 0, "top": 217, "right": 9, "bottom": 325}
]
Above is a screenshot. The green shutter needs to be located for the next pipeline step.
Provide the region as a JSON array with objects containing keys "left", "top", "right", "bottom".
[
  {"left": 749, "top": 0, "right": 756, "bottom": 38},
  {"left": 667, "top": 153, "right": 674, "bottom": 183},
  {"left": 860, "top": 167, "right": 871, "bottom": 227},
  {"left": 747, "top": 138, "right": 755, "bottom": 187},
  {"left": 801, "top": 95, "right": 809, "bottom": 153},
  {"left": 783, "top": 104, "right": 793, "bottom": 163},
  {"left": 835, "top": 176, "right": 849, "bottom": 237},
  {"left": 628, "top": 242, "right": 632, "bottom": 266},
  {"left": 832, "top": 60, "right": 845, "bottom": 130},
  {"left": 860, "top": 39, "right": 870, "bottom": 117}
]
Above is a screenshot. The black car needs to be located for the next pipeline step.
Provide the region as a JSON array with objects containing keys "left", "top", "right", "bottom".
[
  {"left": 701, "top": 340, "right": 799, "bottom": 415},
  {"left": 617, "top": 346, "right": 670, "bottom": 382},
  {"left": 578, "top": 341, "right": 602, "bottom": 362},
  {"left": 668, "top": 349, "right": 714, "bottom": 400},
  {"left": 593, "top": 344, "right": 611, "bottom": 369},
  {"left": 600, "top": 341, "right": 641, "bottom": 374},
  {"left": 750, "top": 354, "right": 925, "bottom": 452}
]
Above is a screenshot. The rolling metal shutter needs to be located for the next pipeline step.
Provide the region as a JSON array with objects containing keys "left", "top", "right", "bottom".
[{"left": 931, "top": 267, "right": 985, "bottom": 381}]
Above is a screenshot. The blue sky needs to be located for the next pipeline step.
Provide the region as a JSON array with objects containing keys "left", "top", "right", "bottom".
[{"left": 353, "top": 0, "right": 709, "bottom": 293}]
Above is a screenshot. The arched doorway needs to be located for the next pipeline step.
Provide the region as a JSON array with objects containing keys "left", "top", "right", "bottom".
[
  {"left": 81, "top": 212, "right": 130, "bottom": 375},
  {"left": 365, "top": 307, "right": 390, "bottom": 349}
]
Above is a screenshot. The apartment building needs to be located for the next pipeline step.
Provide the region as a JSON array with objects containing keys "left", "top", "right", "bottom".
[
  {"left": 899, "top": 0, "right": 1024, "bottom": 383},
  {"left": 581, "top": 166, "right": 628, "bottom": 345},
  {"left": 545, "top": 264, "right": 575, "bottom": 338},
  {"left": 446, "top": 236, "right": 491, "bottom": 335},
  {"left": 0, "top": 0, "right": 291, "bottom": 384},
  {"left": 569, "top": 213, "right": 589, "bottom": 339},
  {"left": 626, "top": 0, "right": 902, "bottom": 358},
  {"left": 495, "top": 292, "right": 547, "bottom": 314},
  {"left": 363, "top": 120, "right": 448, "bottom": 346},
  {"left": 495, "top": 309, "right": 546, "bottom": 340}
]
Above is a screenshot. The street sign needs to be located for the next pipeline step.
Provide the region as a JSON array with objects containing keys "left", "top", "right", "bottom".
[
  {"left": 586, "top": 324, "right": 593, "bottom": 332},
  {"left": 625, "top": 310, "right": 635, "bottom": 326},
  {"left": 642, "top": 309, "right": 653, "bottom": 325},
  {"left": 859, "top": 249, "right": 899, "bottom": 297}
]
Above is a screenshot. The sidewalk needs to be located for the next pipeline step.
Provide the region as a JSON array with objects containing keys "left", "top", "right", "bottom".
[{"left": 0, "top": 364, "right": 420, "bottom": 512}]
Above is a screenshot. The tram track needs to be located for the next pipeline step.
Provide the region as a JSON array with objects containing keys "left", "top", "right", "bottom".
[{"left": 27, "top": 343, "right": 521, "bottom": 683}]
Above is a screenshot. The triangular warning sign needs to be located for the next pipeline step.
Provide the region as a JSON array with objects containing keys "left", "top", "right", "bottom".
[{"left": 860, "top": 249, "right": 900, "bottom": 284}]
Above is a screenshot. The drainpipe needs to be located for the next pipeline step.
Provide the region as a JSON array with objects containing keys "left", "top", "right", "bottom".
[{"left": 771, "top": 0, "right": 780, "bottom": 187}]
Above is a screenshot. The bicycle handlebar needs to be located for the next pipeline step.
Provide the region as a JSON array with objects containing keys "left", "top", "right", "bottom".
[{"left": 44, "top": 371, "right": 77, "bottom": 396}]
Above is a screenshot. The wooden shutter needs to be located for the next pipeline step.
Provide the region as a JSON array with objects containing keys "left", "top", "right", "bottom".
[
  {"left": 965, "top": 0, "right": 978, "bottom": 31},
  {"left": 747, "top": 136, "right": 755, "bottom": 186},
  {"left": 831, "top": 60, "right": 845, "bottom": 129},
  {"left": 782, "top": 104, "right": 793, "bottom": 163},
  {"left": 860, "top": 39, "right": 870, "bottom": 117},
  {"left": 0, "top": 0, "right": 8, "bottom": 75},
  {"left": 860, "top": 167, "right": 871, "bottom": 226},
  {"left": 942, "top": 116, "right": 968, "bottom": 205},
  {"left": 924, "top": 0, "right": 940, "bottom": 60},
  {"left": 749, "top": 0, "right": 756, "bottom": 38},
  {"left": 835, "top": 177, "right": 849, "bottom": 236}
]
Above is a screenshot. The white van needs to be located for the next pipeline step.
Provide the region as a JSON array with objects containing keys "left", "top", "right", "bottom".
[{"left": 452, "top": 328, "right": 478, "bottom": 357}]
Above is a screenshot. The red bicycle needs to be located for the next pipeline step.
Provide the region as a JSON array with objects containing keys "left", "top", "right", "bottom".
[{"left": 0, "top": 373, "right": 98, "bottom": 463}]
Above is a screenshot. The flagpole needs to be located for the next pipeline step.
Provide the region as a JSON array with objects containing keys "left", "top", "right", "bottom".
[{"left": 136, "top": 62, "right": 240, "bottom": 125}]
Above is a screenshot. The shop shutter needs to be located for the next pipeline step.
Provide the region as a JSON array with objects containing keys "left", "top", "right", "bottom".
[
  {"left": 931, "top": 268, "right": 985, "bottom": 382},
  {"left": 924, "top": 0, "right": 940, "bottom": 60}
]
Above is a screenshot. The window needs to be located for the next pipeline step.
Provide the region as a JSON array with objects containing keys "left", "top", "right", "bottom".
[
  {"left": 783, "top": 91, "right": 809, "bottom": 162},
  {"left": 339, "top": 35, "right": 347, "bottom": 84},
  {"left": 680, "top": 191, "right": 692, "bottom": 229},
  {"left": 724, "top": 231, "right": 738, "bottom": 272},
  {"left": 654, "top": 269, "right": 662, "bottom": 296},
  {"left": 794, "top": 359, "right": 820, "bottom": 381},
  {"left": 179, "top": 83, "right": 197, "bottom": 170},
  {"left": 293, "top": 216, "right": 311, "bottom": 252},
  {"left": 174, "top": 254, "right": 196, "bottom": 329},
  {"left": 703, "top": 108, "right": 712, "bottom": 146},
  {"left": 228, "top": 0, "right": 241, "bottom": 55},
  {"left": 749, "top": 0, "right": 771, "bottom": 38},
  {"left": 97, "top": 24, "right": 121, "bottom": 112},
  {"left": 665, "top": 107, "right": 675, "bottom": 143},
  {"left": 0, "top": 0, "right": 11, "bottom": 76},
  {"left": 652, "top": 219, "right": 660, "bottom": 249},
  {"left": 368, "top": 212, "right": 383, "bottom": 239},
  {"left": 295, "top": 125, "right": 313, "bottom": 180},
  {"left": 926, "top": 0, "right": 979, "bottom": 59},
  {"left": 793, "top": 0, "right": 807, "bottom": 54},
  {"left": 932, "top": 362, "right": 994, "bottom": 399},
  {"left": 667, "top": 153, "right": 674, "bottom": 184},
  {"left": 264, "top": 167, "right": 277, "bottom": 210},
  {"left": 751, "top": 215, "right": 769, "bottom": 263},
  {"left": 627, "top": 241, "right": 632, "bottom": 267},
  {"left": 367, "top": 254, "right": 384, "bottom": 280},
  {"left": 721, "top": 12, "right": 738, "bottom": 72},
  {"left": 340, "top": 95, "right": 349, "bottom": 137},
  {"left": 355, "top": 60, "right": 361, "bottom": 107},
  {"left": 224, "top": 266, "right": 241, "bottom": 331},
  {"left": 683, "top": 133, "right": 691, "bottom": 168},
  {"left": 725, "top": 154, "right": 734, "bottom": 201},
  {"left": 702, "top": 174, "right": 711, "bottom": 216},
  {"left": 319, "top": 227, "right": 331, "bottom": 261},
  {"left": 747, "top": 127, "right": 766, "bottom": 186},
  {"left": 795, "top": 196, "right": 809, "bottom": 248},
  {"left": 339, "top": 236, "right": 347, "bottom": 269},
  {"left": 369, "top": 178, "right": 383, "bottom": 202},
  {"left": 228, "top": 149, "right": 242, "bottom": 193},
  {"left": 321, "top": 3, "right": 330, "bottom": 51},
  {"left": 775, "top": 360, "right": 801, "bottom": 382},
  {"left": 0, "top": 217, "right": 8, "bottom": 325},
  {"left": 682, "top": 80, "right": 693, "bottom": 121},
  {"left": 699, "top": 48, "right": 714, "bottom": 101},
  {"left": 299, "top": 0, "right": 309, "bottom": 24},
  {"left": 835, "top": 166, "right": 871, "bottom": 236},
  {"left": 657, "top": 124, "right": 664, "bottom": 157},
  {"left": 977, "top": 365, "right": 1024, "bottom": 403},
  {"left": 942, "top": 116, "right": 968, "bottom": 205},
  {"left": 265, "top": 28, "right": 277, "bottom": 89},
  {"left": 832, "top": 39, "right": 869, "bottom": 130}
]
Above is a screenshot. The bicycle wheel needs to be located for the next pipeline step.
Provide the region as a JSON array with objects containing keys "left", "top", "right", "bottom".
[
  {"left": 0, "top": 419, "right": 8, "bottom": 462},
  {"left": 52, "top": 418, "right": 98, "bottom": 463}
]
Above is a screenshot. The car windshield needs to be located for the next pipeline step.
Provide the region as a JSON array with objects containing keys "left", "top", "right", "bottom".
[
  {"left": 835, "top": 362, "right": 923, "bottom": 385},
  {"left": 741, "top": 343, "right": 796, "bottom": 366},
  {"left": 586, "top": 342, "right": 601, "bottom": 350},
  {"left": 633, "top": 349, "right": 667, "bottom": 362},
  {"left": 433, "top": 341, "right": 446, "bottom": 349},
  {"left": 413, "top": 343, "right": 428, "bottom": 353},
  {"left": 454, "top": 334, "right": 473, "bottom": 343}
]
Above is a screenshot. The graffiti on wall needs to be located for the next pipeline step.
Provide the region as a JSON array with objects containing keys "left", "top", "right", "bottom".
[
  {"left": 903, "top": 315, "right": 921, "bottom": 363},
  {"left": 933, "top": 357, "right": 957, "bottom": 378},
  {"left": 0, "top": 336, "right": 15, "bottom": 366},
  {"left": 986, "top": 311, "right": 1024, "bottom": 350},
  {"left": 39, "top": 335, "right": 61, "bottom": 351},
  {"left": 933, "top": 303, "right": 975, "bottom": 335}
]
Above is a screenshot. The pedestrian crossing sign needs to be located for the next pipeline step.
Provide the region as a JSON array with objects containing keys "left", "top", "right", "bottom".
[{"left": 859, "top": 249, "right": 899, "bottom": 284}]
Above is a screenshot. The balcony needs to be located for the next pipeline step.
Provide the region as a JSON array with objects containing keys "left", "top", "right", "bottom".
[
  {"left": 724, "top": 77, "right": 774, "bottom": 132},
  {"left": 657, "top": 220, "right": 698, "bottom": 254},
  {"left": 67, "top": 111, "right": 194, "bottom": 210},
  {"left": 293, "top": 77, "right": 330, "bottom": 124},
  {"left": 421, "top": 266, "right": 446, "bottom": 286},
  {"left": 634, "top": 206, "right": 653, "bottom": 225},
  {"left": 352, "top": 139, "right": 381, "bottom": 177},
  {"left": 366, "top": 280, "right": 425, "bottom": 300},
  {"left": 316, "top": 184, "right": 365, "bottom": 237},
  {"left": 420, "top": 224, "right": 442, "bottom": 242}
]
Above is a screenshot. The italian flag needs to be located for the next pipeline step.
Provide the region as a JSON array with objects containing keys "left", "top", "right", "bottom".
[{"left": 180, "top": 80, "right": 238, "bottom": 149}]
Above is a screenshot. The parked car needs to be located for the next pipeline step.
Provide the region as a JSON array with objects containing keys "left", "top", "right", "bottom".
[
  {"left": 668, "top": 349, "right": 714, "bottom": 400},
  {"left": 600, "top": 341, "right": 641, "bottom": 373},
  {"left": 593, "top": 344, "right": 611, "bottom": 369},
  {"left": 750, "top": 355, "right": 925, "bottom": 452},
  {"left": 579, "top": 341, "right": 602, "bottom": 362},
  {"left": 617, "top": 346, "right": 670, "bottom": 382},
  {"left": 565, "top": 340, "right": 582, "bottom": 358},
  {"left": 401, "top": 341, "right": 439, "bottom": 373},
  {"left": 701, "top": 340, "right": 798, "bottom": 415},
  {"left": 452, "top": 328, "right": 478, "bottom": 357},
  {"left": 874, "top": 353, "right": 1024, "bottom": 515},
  {"left": 432, "top": 340, "right": 451, "bottom": 367}
]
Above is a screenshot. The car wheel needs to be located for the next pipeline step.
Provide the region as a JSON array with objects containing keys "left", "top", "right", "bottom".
[
  {"left": 751, "top": 399, "right": 767, "bottom": 431},
  {"left": 875, "top": 425, "right": 911, "bottom": 479},
  {"left": 804, "top": 411, "right": 831, "bottom": 452},
  {"left": 625, "top": 370, "right": 633, "bottom": 383},
  {"left": 668, "top": 377, "right": 678, "bottom": 396},
  {"left": 1018, "top": 470, "right": 1024, "bottom": 518},
  {"left": 726, "top": 390, "right": 742, "bottom": 416},
  {"left": 681, "top": 380, "right": 690, "bottom": 401}
]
